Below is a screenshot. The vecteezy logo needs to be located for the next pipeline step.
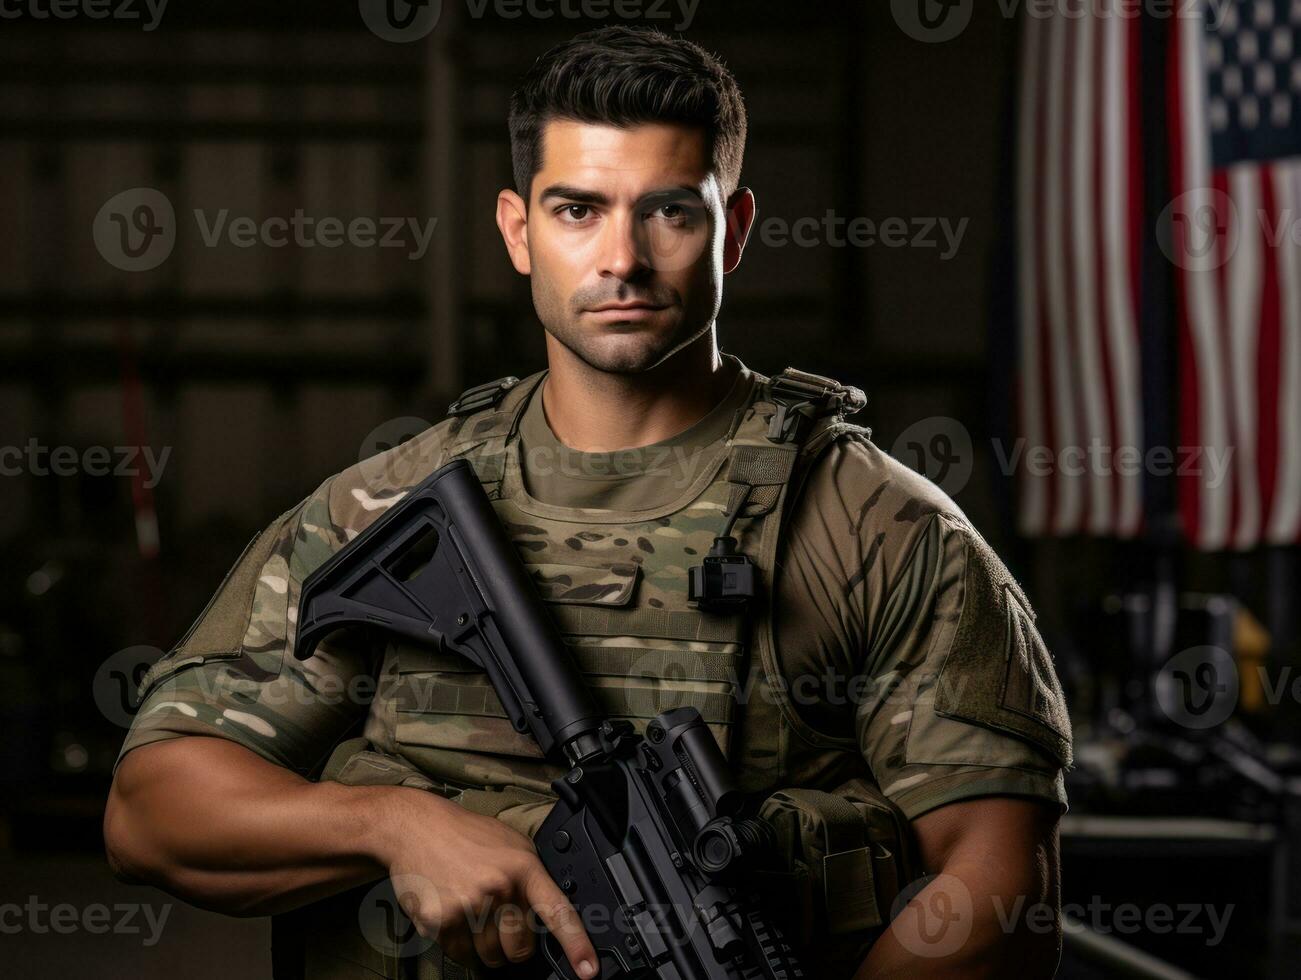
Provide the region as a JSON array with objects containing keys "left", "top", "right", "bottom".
[
  {"left": 890, "top": 0, "right": 973, "bottom": 43},
  {"left": 1156, "top": 188, "right": 1239, "bottom": 272},
  {"left": 890, "top": 417, "right": 974, "bottom": 496},
  {"left": 359, "top": 0, "right": 442, "bottom": 42},
  {"left": 93, "top": 188, "right": 176, "bottom": 272},
  {"left": 92, "top": 645, "right": 164, "bottom": 728},
  {"left": 358, "top": 875, "right": 436, "bottom": 958},
  {"left": 1155, "top": 645, "right": 1239, "bottom": 730},
  {"left": 357, "top": 415, "right": 433, "bottom": 493},
  {"left": 888, "top": 872, "right": 973, "bottom": 958}
]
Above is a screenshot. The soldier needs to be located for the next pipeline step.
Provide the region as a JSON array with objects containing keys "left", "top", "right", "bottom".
[{"left": 104, "top": 25, "right": 1072, "bottom": 980}]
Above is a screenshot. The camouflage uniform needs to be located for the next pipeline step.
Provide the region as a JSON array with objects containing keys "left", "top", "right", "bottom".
[{"left": 116, "top": 355, "right": 1071, "bottom": 978}]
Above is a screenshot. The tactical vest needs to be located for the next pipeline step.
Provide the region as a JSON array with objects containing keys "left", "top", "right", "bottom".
[{"left": 273, "top": 366, "right": 913, "bottom": 980}]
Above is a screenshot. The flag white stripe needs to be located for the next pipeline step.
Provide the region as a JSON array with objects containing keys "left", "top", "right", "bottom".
[
  {"left": 1017, "top": 13, "right": 1049, "bottom": 535},
  {"left": 1225, "top": 165, "right": 1263, "bottom": 549},
  {"left": 1101, "top": 13, "right": 1144, "bottom": 537},
  {"left": 1179, "top": 14, "right": 1232, "bottom": 549},
  {"left": 1070, "top": 13, "right": 1113, "bottom": 535},
  {"left": 1269, "top": 163, "right": 1301, "bottom": 542},
  {"left": 1044, "top": 14, "right": 1084, "bottom": 533}
]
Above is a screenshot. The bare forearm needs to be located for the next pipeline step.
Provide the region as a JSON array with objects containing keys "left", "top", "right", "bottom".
[{"left": 104, "top": 736, "right": 410, "bottom": 916}]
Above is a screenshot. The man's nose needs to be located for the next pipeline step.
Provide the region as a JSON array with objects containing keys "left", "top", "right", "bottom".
[{"left": 597, "top": 213, "right": 651, "bottom": 280}]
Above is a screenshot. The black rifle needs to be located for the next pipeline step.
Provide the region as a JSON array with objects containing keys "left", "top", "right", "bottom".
[{"left": 294, "top": 458, "right": 803, "bottom": 980}]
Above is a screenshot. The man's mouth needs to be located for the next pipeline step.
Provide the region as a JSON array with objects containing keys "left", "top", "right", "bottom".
[
  {"left": 584, "top": 301, "right": 669, "bottom": 323},
  {"left": 587, "top": 301, "right": 668, "bottom": 313}
]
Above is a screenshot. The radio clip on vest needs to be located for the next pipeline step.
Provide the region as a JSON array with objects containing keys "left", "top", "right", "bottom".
[
  {"left": 293, "top": 458, "right": 804, "bottom": 980},
  {"left": 688, "top": 484, "right": 757, "bottom": 613}
]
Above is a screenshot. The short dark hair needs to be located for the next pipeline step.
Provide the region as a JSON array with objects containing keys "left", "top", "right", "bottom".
[{"left": 508, "top": 25, "right": 747, "bottom": 202}]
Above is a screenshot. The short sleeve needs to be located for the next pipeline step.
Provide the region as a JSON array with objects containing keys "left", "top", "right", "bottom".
[
  {"left": 856, "top": 512, "right": 1072, "bottom": 820},
  {"left": 115, "top": 477, "right": 380, "bottom": 777}
]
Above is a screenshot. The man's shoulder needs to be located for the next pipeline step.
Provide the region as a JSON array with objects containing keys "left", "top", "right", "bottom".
[
  {"left": 321, "top": 419, "right": 456, "bottom": 538},
  {"left": 796, "top": 428, "right": 971, "bottom": 544}
]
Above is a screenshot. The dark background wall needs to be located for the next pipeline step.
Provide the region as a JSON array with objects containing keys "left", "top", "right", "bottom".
[{"left": 0, "top": 1, "right": 1015, "bottom": 535}]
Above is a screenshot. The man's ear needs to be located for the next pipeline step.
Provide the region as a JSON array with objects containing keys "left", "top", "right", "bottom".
[
  {"left": 496, "top": 188, "right": 531, "bottom": 275},
  {"left": 722, "top": 186, "right": 756, "bottom": 274}
]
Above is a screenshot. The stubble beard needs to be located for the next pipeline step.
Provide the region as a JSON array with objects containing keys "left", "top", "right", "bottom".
[
  {"left": 535, "top": 278, "right": 708, "bottom": 375},
  {"left": 544, "top": 314, "right": 708, "bottom": 375}
]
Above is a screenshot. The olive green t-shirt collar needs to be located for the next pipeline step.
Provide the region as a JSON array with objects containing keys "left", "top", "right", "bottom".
[{"left": 518, "top": 354, "right": 756, "bottom": 511}]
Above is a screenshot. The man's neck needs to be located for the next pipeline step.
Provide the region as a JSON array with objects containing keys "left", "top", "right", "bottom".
[{"left": 540, "top": 333, "right": 739, "bottom": 453}]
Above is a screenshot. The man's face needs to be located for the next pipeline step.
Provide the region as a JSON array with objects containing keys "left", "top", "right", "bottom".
[{"left": 507, "top": 120, "right": 732, "bottom": 375}]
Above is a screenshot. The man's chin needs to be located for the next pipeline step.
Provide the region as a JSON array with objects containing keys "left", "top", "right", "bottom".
[
  {"left": 546, "top": 311, "right": 706, "bottom": 375},
  {"left": 574, "top": 345, "right": 669, "bottom": 375},
  {"left": 560, "top": 329, "right": 687, "bottom": 375}
]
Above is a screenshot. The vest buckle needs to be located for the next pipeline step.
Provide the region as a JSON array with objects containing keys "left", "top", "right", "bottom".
[
  {"left": 446, "top": 376, "right": 521, "bottom": 416},
  {"left": 765, "top": 369, "right": 867, "bottom": 444}
]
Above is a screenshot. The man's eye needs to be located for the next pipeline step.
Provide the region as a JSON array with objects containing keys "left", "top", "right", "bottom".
[
  {"left": 560, "top": 205, "right": 591, "bottom": 221},
  {"left": 651, "top": 203, "right": 692, "bottom": 224}
]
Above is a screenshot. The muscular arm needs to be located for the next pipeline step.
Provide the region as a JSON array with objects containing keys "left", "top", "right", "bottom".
[
  {"left": 105, "top": 736, "right": 403, "bottom": 916},
  {"left": 104, "top": 736, "right": 599, "bottom": 976},
  {"left": 856, "top": 798, "right": 1062, "bottom": 980}
]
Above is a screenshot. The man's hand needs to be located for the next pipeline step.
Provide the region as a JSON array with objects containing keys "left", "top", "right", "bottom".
[
  {"left": 856, "top": 797, "right": 1062, "bottom": 979},
  {"left": 376, "top": 790, "right": 598, "bottom": 977}
]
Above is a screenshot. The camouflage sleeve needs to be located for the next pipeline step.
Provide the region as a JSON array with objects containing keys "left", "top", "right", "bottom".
[
  {"left": 114, "top": 476, "right": 381, "bottom": 777},
  {"left": 856, "top": 508, "right": 1072, "bottom": 820}
]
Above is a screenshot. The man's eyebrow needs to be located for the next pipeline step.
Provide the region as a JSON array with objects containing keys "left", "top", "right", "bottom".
[
  {"left": 537, "top": 184, "right": 706, "bottom": 206},
  {"left": 639, "top": 185, "right": 705, "bottom": 203},
  {"left": 538, "top": 184, "right": 611, "bottom": 206}
]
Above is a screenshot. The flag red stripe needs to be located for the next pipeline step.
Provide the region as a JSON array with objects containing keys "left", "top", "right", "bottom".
[
  {"left": 1257, "top": 166, "right": 1282, "bottom": 539},
  {"left": 1211, "top": 166, "right": 1239, "bottom": 544}
]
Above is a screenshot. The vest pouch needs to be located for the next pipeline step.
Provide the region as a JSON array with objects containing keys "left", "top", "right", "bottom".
[{"left": 753, "top": 776, "right": 919, "bottom": 973}]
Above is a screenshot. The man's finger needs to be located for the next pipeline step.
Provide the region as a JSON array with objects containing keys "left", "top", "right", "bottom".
[
  {"left": 497, "top": 901, "right": 536, "bottom": 963},
  {"left": 524, "top": 870, "right": 598, "bottom": 980},
  {"left": 471, "top": 908, "right": 505, "bottom": 970}
]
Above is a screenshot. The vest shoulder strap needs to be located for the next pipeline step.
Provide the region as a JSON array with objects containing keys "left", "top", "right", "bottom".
[
  {"left": 724, "top": 367, "right": 870, "bottom": 519},
  {"left": 443, "top": 371, "right": 546, "bottom": 497},
  {"left": 446, "top": 374, "right": 523, "bottom": 417}
]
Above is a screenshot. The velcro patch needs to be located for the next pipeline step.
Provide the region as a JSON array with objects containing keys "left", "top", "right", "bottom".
[{"left": 935, "top": 534, "right": 1073, "bottom": 768}]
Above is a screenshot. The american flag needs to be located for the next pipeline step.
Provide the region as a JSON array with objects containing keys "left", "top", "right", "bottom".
[
  {"left": 1015, "top": 0, "right": 1301, "bottom": 549},
  {"left": 1170, "top": 0, "right": 1301, "bottom": 549},
  {"left": 1015, "top": 6, "right": 1146, "bottom": 539}
]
